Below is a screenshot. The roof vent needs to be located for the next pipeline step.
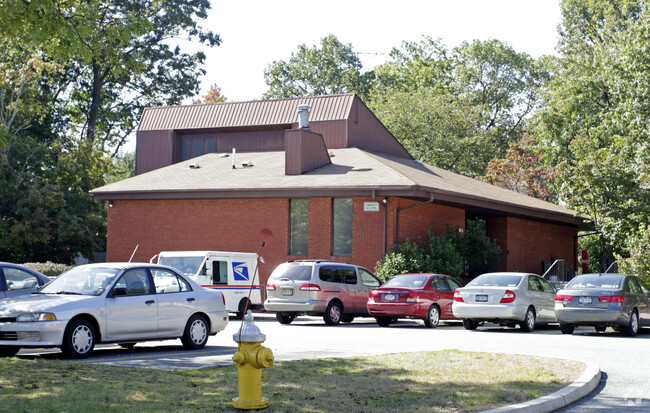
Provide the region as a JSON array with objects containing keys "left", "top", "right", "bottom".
[
  {"left": 189, "top": 162, "right": 200, "bottom": 169},
  {"left": 298, "top": 104, "right": 311, "bottom": 129}
]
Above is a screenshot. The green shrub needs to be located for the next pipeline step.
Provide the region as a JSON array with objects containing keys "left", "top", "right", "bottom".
[
  {"left": 22, "top": 262, "right": 73, "bottom": 277},
  {"left": 374, "top": 218, "right": 500, "bottom": 282}
]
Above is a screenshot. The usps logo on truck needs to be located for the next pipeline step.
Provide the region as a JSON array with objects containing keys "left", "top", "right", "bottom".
[{"left": 233, "top": 262, "right": 250, "bottom": 281}]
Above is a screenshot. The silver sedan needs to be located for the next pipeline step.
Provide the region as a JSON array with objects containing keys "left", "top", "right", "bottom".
[
  {"left": 555, "top": 273, "right": 650, "bottom": 336},
  {"left": 0, "top": 263, "right": 229, "bottom": 358},
  {"left": 452, "top": 272, "right": 557, "bottom": 331}
]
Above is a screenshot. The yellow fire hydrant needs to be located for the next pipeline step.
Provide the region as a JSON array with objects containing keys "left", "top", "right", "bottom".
[{"left": 232, "top": 310, "right": 274, "bottom": 410}]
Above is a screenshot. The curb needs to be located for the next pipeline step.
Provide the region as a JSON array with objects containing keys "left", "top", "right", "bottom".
[{"left": 482, "top": 361, "right": 601, "bottom": 413}]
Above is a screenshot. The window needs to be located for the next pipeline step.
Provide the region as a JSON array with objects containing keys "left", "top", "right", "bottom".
[
  {"left": 447, "top": 277, "right": 461, "bottom": 291},
  {"left": 212, "top": 261, "right": 228, "bottom": 284},
  {"left": 4, "top": 268, "right": 39, "bottom": 291},
  {"left": 432, "top": 277, "right": 450, "bottom": 291},
  {"left": 360, "top": 268, "right": 380, "bottom": 287},
  {"left": 152, "top": 269, "right": 191, "bottom": 293},
  {"left": 319, "top": 266, "right": 356, "bottom": 284},
  {"left": 332, "top": 198, "right": 353, "bottom": 256},
  {"left": 115, "top": 269, "right": 152, "bottom": 296},
  {"left": 528, "top": 276, "right": 542, "bottom": 291},
  {"left": 289, "top": 199, "right": 309, "bottom": 255}
]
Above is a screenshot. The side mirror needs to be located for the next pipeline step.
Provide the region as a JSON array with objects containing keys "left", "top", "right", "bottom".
[
  {"left": 111, "top": 286, "right": 128, "bottom": 297},
  {"left": 206, "top": 265, "right": 213, "bottom": 277}
]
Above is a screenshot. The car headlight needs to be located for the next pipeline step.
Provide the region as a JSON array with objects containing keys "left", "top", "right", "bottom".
[{"left": 16, "top": 313, "right": 57, "bottom": 322}]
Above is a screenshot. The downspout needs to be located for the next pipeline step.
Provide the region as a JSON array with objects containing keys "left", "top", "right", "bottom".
[
  {"left": 372, "top": 190, "right": 387, "bottom": 255},
  {"left": 396, "top": 193, "right": 435, "bottom": 246}
]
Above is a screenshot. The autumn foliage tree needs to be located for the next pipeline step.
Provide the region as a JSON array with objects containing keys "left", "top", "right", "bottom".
[{"left": 484, "top": 135, "right": 557, "bottom": 201}]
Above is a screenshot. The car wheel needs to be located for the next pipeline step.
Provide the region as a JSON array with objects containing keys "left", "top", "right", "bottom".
[
  {"left": 559, "top": 323, "right": 574, "bottom": 334},
  {"left": 594, "top": 326, "right": 607, "bottom": 333},
  {"left": 236, "top": 298, "right": 250, "bottom": 320},
  {"left": 424, "top": 305, "right": 440, "bottom": 328},
  {"left": 462, "top": 318, "right": 478, "bottom": 330},
  {"left": 276, "top": 312, "right": 295, "bottom": 325},
  {"left": 520, "top": 307, "right": 536, "bottom": 332},
  {"left": 62, "top": 319, "right": 96, "bottom": 359},
  {"left": 375, "top": 316, "right": 392, "bottom": 327},
  {"left": 0, "top": 346, "right": 20, "bottom": 357},
  {"left": 181, "top": 314, "right": 209, "bottom": 350},
  {"left": 341, "top": 315, "right": 355, "bottom": 323},
  {"left": 622, "top": 311, "right": 639, "bottom": 337},
  {"left": 323, "top": 301, "right": 342, "bottom": 325}
]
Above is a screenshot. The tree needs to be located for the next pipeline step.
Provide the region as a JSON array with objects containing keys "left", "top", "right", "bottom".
[
  {"left": 0, "top": 0, "right": 221, "bottom": 154},
  {"left": 532, "top": 0, "right": 650, "bottom": 269},
  {"left": 368, "top": 37, "right": 546, "bottom": 177},
  {"left": 193, "top": 83, "right": 227, "bottom": 104},
  {"left": 484, "top": 134, "right": 557, "bottom": 201},
  {"left": 263, "top": 34, "right": 373, "bottom": 100}
]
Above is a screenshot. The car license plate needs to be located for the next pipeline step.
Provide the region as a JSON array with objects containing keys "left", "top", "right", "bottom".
[
  {"left": 384, "top": 294, "right": 396, "bottom": 302},
  {"left": 475, "top": 294, "right": 488, "bottom": 303},
  {"left": 282, "top": 288, "right": 293, "bottom": 296},
  {"left": 578, "top": 296, "right": 592, "bottom": 305}
]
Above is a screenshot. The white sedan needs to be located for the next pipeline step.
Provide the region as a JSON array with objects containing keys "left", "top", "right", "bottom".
[
  {"left": 452, "top": 272, "right": 557, "bottom": 331},
  {"left": 0, "top": 263, "right": 228, "bottom": 358}
]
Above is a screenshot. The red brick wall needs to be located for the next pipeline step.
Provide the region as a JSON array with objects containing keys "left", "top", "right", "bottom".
[
  {"left": 105, "top": 198, "right": 576, "bottom": 286},
  {"left": 107, "top": 199, "right": 291, "bottom": 285},
  {"left": 503, "top": 217, "right": 576, "bottom": 275},
  {"left": 388, "top": 199, "right": 466, "bottom": 246}
]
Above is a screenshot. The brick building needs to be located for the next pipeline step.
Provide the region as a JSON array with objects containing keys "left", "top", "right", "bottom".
[{"left": 91, "top": 94, "right": 588, "bottom": 286}]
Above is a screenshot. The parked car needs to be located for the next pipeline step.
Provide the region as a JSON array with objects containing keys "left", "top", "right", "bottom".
[
  {"left": 452, "top": 272, "right": 556, "bottom": 331},
  {"left": 367, "top": 273, "right": 460, "bottom": 328},
  {"left": 1, "top": 262, "right": 50, "bottom": 299},
  {"left": 0, "top": 262, "right": 229, "bottom": 358},
  {"left": 555, "top": 273, "right": 650, "bottom": 336},
  {"left": 264, "top": 260, "right": 382, "bottom": 325}
]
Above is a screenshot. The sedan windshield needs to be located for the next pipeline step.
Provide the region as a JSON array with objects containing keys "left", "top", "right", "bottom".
[
  {"left": 383, "top": 275, "right": 428, "bottom": 288},
  {"left": 467, "top": 274, "right": 522, "bottom": 287},
  {"left": 39, "top": 267, "right": 121, "bottom": 296},
  {"left": 566, "top": 275, "right": 623, "bottom": 289}
]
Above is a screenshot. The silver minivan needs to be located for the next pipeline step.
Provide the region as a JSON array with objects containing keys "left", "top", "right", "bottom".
[{"left": 264, "top": 260, "right": 381, "bottom": 325}]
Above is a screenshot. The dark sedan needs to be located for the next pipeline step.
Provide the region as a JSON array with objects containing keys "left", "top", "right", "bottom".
[
  {"left": 367, "top": 274, "right": 461, "bottom": 328},
  {"left": 555, "top": 273, "right": 650, "bottom": 336},
  {"left": 1, "top": 262, "right": 50, "bottom": 299}
]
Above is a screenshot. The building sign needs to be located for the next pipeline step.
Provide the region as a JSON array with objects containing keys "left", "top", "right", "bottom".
[{"left": 363, "top": 202, "right": 380, "bottom": 212}]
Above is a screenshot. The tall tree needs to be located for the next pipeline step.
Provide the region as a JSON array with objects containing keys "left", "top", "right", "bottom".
[
  {"left": 369, "top": 37, "right": 545, "bottom": 177},
  {"left": 0, "top": 0, "right": 220, "bottom": 154},
  {"left": 263, "top": 34, "right": 373, "bottom": 100},
  {"left": 532, "top": 0, "right": 650, "bottom": 269}
]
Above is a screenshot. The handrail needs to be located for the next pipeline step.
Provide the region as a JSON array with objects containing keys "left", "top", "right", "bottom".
[
  {"left": 542, "top": 259, "right": 565, "bottom": 279},
  {"left": 604, "top": 261, "right": 618, "bottom": 273}
]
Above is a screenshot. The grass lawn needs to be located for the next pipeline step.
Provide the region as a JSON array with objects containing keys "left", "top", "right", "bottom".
[{"left": 0, "top": 350, "right": 583, "bottom": 412}]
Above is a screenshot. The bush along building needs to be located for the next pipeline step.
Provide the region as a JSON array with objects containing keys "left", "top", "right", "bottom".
[{"left": 91, "top": 94, "right": 589, "bottom": 288}]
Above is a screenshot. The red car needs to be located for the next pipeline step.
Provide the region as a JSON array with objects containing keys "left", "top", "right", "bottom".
[{"left": 367, "top": 273, "right": 461, "bottom": 327}]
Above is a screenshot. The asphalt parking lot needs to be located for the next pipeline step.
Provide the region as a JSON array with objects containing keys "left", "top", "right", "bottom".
[{"left": 16, "top": 313, "right": 650, "bottom": 412}]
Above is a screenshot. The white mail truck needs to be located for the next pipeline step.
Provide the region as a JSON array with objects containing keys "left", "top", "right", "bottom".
[{"left": 153, "top": 251, "right": 261, "bottom": 318}]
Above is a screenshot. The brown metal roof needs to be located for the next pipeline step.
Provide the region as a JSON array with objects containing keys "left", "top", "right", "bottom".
[{"left": 138, "top": 94, "right": 356, "bottom": 131}]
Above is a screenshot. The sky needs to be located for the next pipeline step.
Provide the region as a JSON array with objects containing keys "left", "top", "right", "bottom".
[{"left": 195, "top": 0, "right": 563, "bottom": 102}]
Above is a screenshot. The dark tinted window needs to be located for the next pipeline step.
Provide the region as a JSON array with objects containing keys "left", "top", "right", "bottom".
[
  {"left": 628, "top": 277, "right": 641, "bottom": 294},
  {"left": 432, "top": 277, "right": 450, "bottom": 291},
  {"left": 319, "top": 266, "right": 356, "bottom": 284},
  {"left": 269, "top": 264, "right": 312, "bottom": 281}
]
